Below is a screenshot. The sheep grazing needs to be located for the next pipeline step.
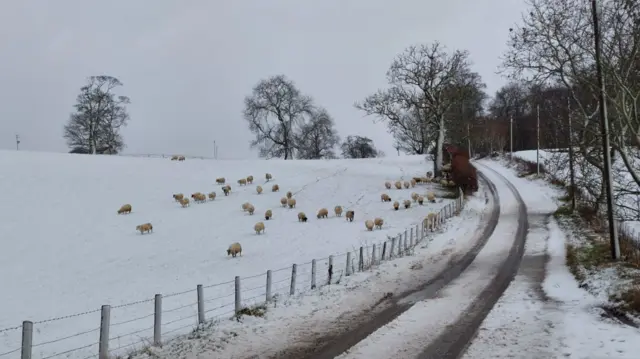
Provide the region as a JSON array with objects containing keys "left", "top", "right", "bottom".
[
  {"left": 317, "top": 208, "right": 329, "bottom": 219},
  {"left": 179, "top": 198, "right": 190, "bottom": 207},
  {"left": 254, "top": 221, "right": 265, "bottom": 234},
  {"left": 412, "top": 177, "right": 422, "bottom": 184},
  {"left": 426, "top": 171, "right": 433, "bottom": 178},
  {"left": 410, "top": 179, "right": 417, "bottom": 187},
  {"left": 178, "top": 156, "right": 185, "bottom": 161},
  {"left": 417, "top": 196, "right": 424, "bottom": 205},
  {"left": 216, "top": 177, "right": 226, "bottom": 185},
  {"left": 227, "top": 242, "right": 242, "bottom": 257},
  {"left": 345, "top": 210, "right": 354, "bottom": 222},
  {"left": 287, "top": 198, "right": 296, "bottom": 208},
  {"left": 381, "top": 193, "right": 391, "bottom": 202},
  {"left": 374, "top": 217, "right": 384, "bottom": 229},
  {"left": 365, "top": 219, "right": 374, "bottom": 231},
  {"left": 238, "top": 178, "right": 247, "bottom": 186},
  {"left": 117, "top": 204, "right": 132, "bottom": 215},
  {"left": 272, "top": 184, "right": 280, "bottom": 192},
  {"left": 208, "top": 192, "right": 216, "bottom": 201},
  {"left": 298, "top": 212, "right": 308, "bottom": 222},
  {"left": 265, "top": 173, "right": 272, "bottom": 181},
  {"left": 421, "top": 177, "right": 430, "bottom": 183},
  {"left": 411, "top": 192, "right": 419, "bottom": 202},
  {"left": 136, "top": 223, "right": 153, "bottom": 234},
  {"left": 286, "top": 191, "right": 293, "bottom": 199},
  {"left": 171, "top": 155, "right": 178, "bottom": 161},
  {"left": 393, "top": 201, "right": 400, "bottom": 210},
  {"left": 403, "top": 181, "right": 410, "bottom": 189},
  {"left": 242, "top": 202, "right": 251, "bottom": 211},
  {"left": 385, "top": 181, "right": 392, "bottom": 189},
  {"left": 404, "top": 199, "right": 411, "bottom": 209},
  {"left": 334, "top": 205, "right": 343, "bottom": 217},
  {"left": 246, "top": 204, "right": 255, "bottom": 215},
  {"left": 246, "top": 175, "right": 254, "bottom": 184},
  {"left": 173, "top": 193, "right": 184, "bottom": 202},
  {"left": 195, "top": 193, "right": 207, "bottom": 203},
  {"left": 426, "top": 192, "right": 436, "bottom": 203},
  {"left": 222, "top": 185, "right": 231, "bottom": 196},
  {"left": 280, "top": 197, "right": 288, "bottom": 207},
  {"left": 394, "top": 181, "right": 402, "bottom": 190},
  {"left": 256, "top": 185, "right": 263, "bottom": 194},
  {"left": 265, "top": 209, "right": 273, "bottom": 220}
]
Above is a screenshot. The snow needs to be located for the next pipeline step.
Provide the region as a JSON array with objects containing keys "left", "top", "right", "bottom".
[
  {"left": 463, "top": 159, "right": 640, "bottom": 359},
  {"left": 0, "top": 150, "right": 457, "bottom": 358},
  {"left": 129, "top": 180, "right": 490, "bottom": 358}
]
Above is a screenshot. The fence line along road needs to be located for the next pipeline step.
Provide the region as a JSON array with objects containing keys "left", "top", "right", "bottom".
[{"left": 2, "top": 188, "right": 465, "bottom": 359}]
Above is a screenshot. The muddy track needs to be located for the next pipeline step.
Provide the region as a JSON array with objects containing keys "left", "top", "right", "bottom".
[
  {"left": 416, "top": 163, "right": 529, "bottom": 359},
  {"left": 269, "top": 171, "right": 502, "bottom": 359}
]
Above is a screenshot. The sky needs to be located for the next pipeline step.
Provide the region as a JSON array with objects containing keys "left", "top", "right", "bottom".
[{"left": 0, "top": 0, "right": 528, "bottom": 159}]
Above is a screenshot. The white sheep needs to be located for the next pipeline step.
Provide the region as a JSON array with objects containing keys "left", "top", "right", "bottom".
[
  {"left": 227, "top": 242, "right": 242, "bottom": 257},
  {"left": 365, "top": 219, "right": 374, "bottom": 231},
  {"left": 254, "top": 221, "right": 265, "bottom": 234},
  {"left": 374, "top": 217, "right": 384, "bottom": 229},
  {"left": 256, "top": 185, "right": 263, "bottom": 194}
]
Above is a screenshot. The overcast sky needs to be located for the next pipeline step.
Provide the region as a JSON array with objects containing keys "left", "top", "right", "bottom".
[{"left": 0, "top": 0, "right": 527, "bottom": 159}]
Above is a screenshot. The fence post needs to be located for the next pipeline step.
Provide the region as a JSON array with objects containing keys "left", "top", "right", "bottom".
[
  {"left": 21, "top": 321, "right": 32, "bottom": 359},
  {"left": 266, "top": 270, "right": 272, "bottom": 302},
  {"left": 197, "top": 285, "right": 205, "bottom": 325},
  {"left": 382, "top": 241, "right": 387, "bottom": 261},
  {"left": 410, "top": 227, "right": 414, "bottom": 247},
  {"left": 359, "top": 247, "right": 364, "bottom": 271},
  {"left": 398, "top": 234, "right": 403, "bottom": 256},
  {"left": 390, "top": 238, "right": 396, "bottom": 259},
  {"left": 290, "top": 264, "right": 297, "bottom": 295},
  {"left": 98, "top": 305, "right": 111, "bottom": 359},
  {"left": 234, "top": 276, "right": 241, "bottom": 314},
  {"left": 372, "top": 244, "right": 377, "bottom": 266},
  {"left": 153, "top": 294, "right": 162, "bottom": 346},
  {"left": 415, "top": 224, "right": 419, "bottom": 243},
  {"left": 328, "top": 256, "right": 334, "bottom": 284},
  {"left": 346, "top": 252, "right": 352, "bottom": 276},
  {"left": 311, "top": 260, "right": 317, "bottom": 289}
]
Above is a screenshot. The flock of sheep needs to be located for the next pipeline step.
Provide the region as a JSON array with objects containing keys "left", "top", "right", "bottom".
[{"left": 115, "top": 160, "right": 456, "bottom": 259}]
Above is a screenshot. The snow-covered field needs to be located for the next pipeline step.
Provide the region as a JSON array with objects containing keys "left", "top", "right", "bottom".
[
  {"left": 0, "top": 150, "right": 455, "bottom": 358},
  {"left": 463, "top": 159, "right": 640, "bottom": 359}
]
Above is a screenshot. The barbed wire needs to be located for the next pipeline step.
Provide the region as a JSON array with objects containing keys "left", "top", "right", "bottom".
[
  {"left": 163, "top": 313, "right": 197, "bottom": 327},
  {"left": 0, "top": 324, "right": 21, "bottom": 333},
  {"left": 109, "top": 325, "right": 153, "bottom": 343},
  {"left": 32, "top": 307, "right": 102, "bottom": 325},
  {"left": 111, "top": 312, "right": 155, "bottom": 327},
  {"left": 41, "top": 342, "right": 97, "bottom": 359},
  {"left": 162, "top": 301, "right": 198, "bottom": 314},
  {"left": 32, "top": 326, "right": 100, "bottom": 348},
  {"left": 0, "top": 347, "right": 20, "bottom": 357}
]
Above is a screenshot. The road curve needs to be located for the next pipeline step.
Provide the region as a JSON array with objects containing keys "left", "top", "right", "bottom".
[
  {"left": 271, "top": 171, "right": 503, "bottom": 359},
  {"left": 416, "top": 162, "right": 529, "bottom": 359}
]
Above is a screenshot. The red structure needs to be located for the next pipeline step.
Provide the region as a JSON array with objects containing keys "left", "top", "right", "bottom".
[{"left": 444, "top": 144, "right": 478, "bottom": 194}]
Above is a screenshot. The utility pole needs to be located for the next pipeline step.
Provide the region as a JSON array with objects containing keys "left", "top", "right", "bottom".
[
  {"left": 510, "top": 115, "right": 514, "bottom": 160},
  {"left": 592, "top": 0, "right": 620, "bottom": 260},
  {"left": 567, "top": 96, "right": 577, "bottom": 212},
  {"left": 15, "top": 134, "right": 20, "bottom": 151},
  {"left": 536, "top": 104, "right": 540, "bottom": 175}
]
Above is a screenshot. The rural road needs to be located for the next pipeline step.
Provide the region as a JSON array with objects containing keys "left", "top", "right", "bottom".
[{"left": 269, "top": 166, "right": 529, "bottom": 359}]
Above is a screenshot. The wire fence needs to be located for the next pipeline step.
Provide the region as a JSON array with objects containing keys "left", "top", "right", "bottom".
[{"left": 0, "top": 188, "right": 465, "bottom": 359}]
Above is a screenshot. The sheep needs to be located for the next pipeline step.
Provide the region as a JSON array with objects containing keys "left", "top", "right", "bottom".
[
  {"left": 286, "top": 191, "right": 293, "bottom": 199},
  {"left": 256, "top": 185, "right": 263, "bottom": 194},
  {"left": 381, "top": 193, "right": 391, "bottom": 202},
  {"left": 272, "top": 184, "right": 280, "bottom": 192},
  {"left": 394, "top": 181, "right": 402, "bottom": 190},
  {"left": 222, "top": 185, "right": 231, "bottom": 196},
  {"left": 426, "top": 171, "right": 433, "bottom": 178},
  {"left": 173, "top": 193, "right": 184, "bottom": 202},
  {"left": 431, "top": 177, "right": 439, "bottom": 183},
  {"left": 440, "top": 179, "right": 448, "bottom": 186},
  {"left": 385, "top": 181, "right": 392, "bottom": 189},
  {"left": 393, "top": 201, "right": 400, "bottom": 210},
  {"left": 179, "top": 198, "right": 190, "bottom": 207},
  {"left": 424, "top": 213, "right": 437, "bottom": 230},
  {"left": 404, "top": 199, "right": 411, "bottom": 209},
  {"left": 298, "top": 212, "right": 308, "bottom": 222},
  {"left": 195, "top": 193, "right": 207, "bottom": 203},
  {"left": 136, "top": 223, "right": 153, "bottom": 234},
  {"left": 280, "top": 197, "right": 288, "bottom": 207},
  {"left": 265, "top": 173, "right": 272, "bottom": 181},
  {"left": 171, "top": 155, "right": 178, "bottom": 161},
  {"left": 287, "top": 198, "right": 296, "bottom": 208},
  {"left": 254, "top": 221, "right": 265, "bottom": 234},
  {"left": 246, "top": 175, "right": 254, "bottom": 184},
  {"left": 448, "top": 180, "right": 456, "bottom": 187},
  {"left": 238, "top": 178, "right": 247, "bottom": 186},
  {"left": 216, "top": 177, "right": 226, "bottom": 184},
  {"left": 411, "top": 192, "right": 419, "bottom": 202},
  {"left": 208, "top": 192, "right": 216, "bottom": 200},
  {"left": 412, "top": 177, "right": 422, "bottom": 184},
  {"left": 442, "top": 164, "right": 452, "bottom": 172},
  {"left": 410, "top": 179, "right": 417, "bottom": 187},
  {"left": 365, "top": 219, "right": 374, "bottom": 231},
  {"left": 227, "top": 242, "right": 242, "bottom": 257},
  {"left": 374, "top": 217, "right": 384, "bottom": 229},
  {"left": 417, "top": 196, "right": 424, "bottom": 205},
  {"left": 117, "top": 204, "right": 132, "bottom": 214},
  {"left": 403, "top": 181, "right": 410, "bottom": 189},
  {"left": 345, "top": 210, "right": 354, "bottom": 222},
  {"left": 242, "top": 202, "right": 251, "bottom": 211},
  {"left": 421, "top": 177, "right": 430, "bottom": 183},
  {"left": 178, "top": 156, "right": 185, "bottom": 161},
  {"left": 246, "top": 204, "right": 255, "bottom": 215},
  {"left": 317, "top": 208, "right": 329, "bottom": 219},
  {"left": 334, "top": 205, "right": 343, "bottom": 217},
  {"left": 426, "top": 192, "right": 436, "bottom": 203},
  {"left": 265, "top": 209, "right": 273, "bottom": 220}
]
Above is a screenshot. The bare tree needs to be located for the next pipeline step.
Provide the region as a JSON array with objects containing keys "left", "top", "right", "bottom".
[
  {"left": 243, "top": 75, "right": 314, "bottom": 159},
  {"left": 63, "top": 76, "right": 130, "bottom": 154},
  {"left": 296, "top": 108, "right": 341, "bottom": 159},
  {"left": 341, "top": 136, "right": 380, "bottom": 159}
]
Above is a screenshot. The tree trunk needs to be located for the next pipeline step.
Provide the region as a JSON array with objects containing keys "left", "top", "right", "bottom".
[{"left": 434, "top": 116, "right": 446, "bottom": 177}]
